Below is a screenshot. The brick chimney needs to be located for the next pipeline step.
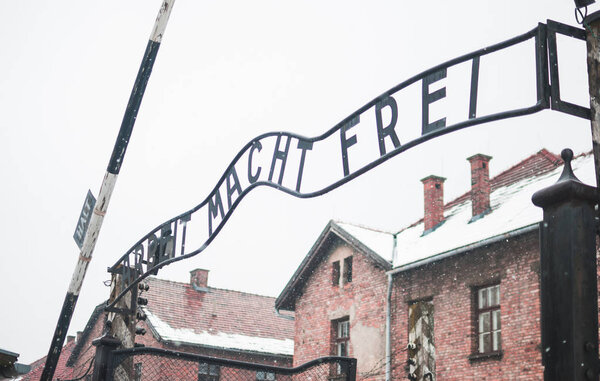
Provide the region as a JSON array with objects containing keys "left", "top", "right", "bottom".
[
  {"left": 190, "top": 268, "right": 209, "bottom": 291},
  {"left": 467, "top": 154, "right": 492, "bottom": 219},
  {"left": 67, "top": 335, "right": 75, "bottom": 344},
  {"left": 421, "top": 175, "right": 446, "bottom": 233}
]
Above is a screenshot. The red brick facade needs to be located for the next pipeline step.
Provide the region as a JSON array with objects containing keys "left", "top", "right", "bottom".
[
  {"left": 284, "top": 227, "right": 549, "bottom": 381},
  {"left": 391, "top": 231, "right": 542, "bottom": 380},
  {"left": 24, "top": 273, "right": 293, "bottom": 380},
  {"left": 292, "top": 235, "right": 389, "bottom": 380},
  {"left": 281, "top": 150, "right": 596, "bottom": 381}
]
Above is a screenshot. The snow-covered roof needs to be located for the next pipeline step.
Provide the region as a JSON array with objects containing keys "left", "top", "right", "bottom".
[
  {"left": 392, "top": 152, "right": 595, "bottom": 269},
  {"left": 335, "top": 222, "right": 395, "bottom": 262},
  {"left": 276, "top": 150, "right": 595, "bottom": 312},
  {"left": 142, "top": 277, "right": 294, "bottom": 356},
  {"left": 144, "top": 308, "right": 294, "bottom": 356}
]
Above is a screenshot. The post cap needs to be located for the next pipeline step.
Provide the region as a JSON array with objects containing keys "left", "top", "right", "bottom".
[{"left": 532, "top": 148, "right": 597, "bottom": 208}]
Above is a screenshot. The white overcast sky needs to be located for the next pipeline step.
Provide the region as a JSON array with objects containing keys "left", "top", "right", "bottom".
[{"left": 0, "top": 0, "right": 596, "bottom": 364}]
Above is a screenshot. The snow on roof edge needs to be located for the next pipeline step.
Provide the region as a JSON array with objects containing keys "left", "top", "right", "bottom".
[
  {"left": 143, "top": 308, "right": 294, "bottom": 356},
  {"left": 390, "top": 152, "right": 595, "bottom": 268}
]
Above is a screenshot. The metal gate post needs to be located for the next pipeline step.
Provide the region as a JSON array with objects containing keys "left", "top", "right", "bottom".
[
  {"left": 346, "top": 358, "right": 357, "bottom": 381},
  {"left": 532, "top": 148, "right": 599, "bottom": 381},
  {"left": 91, "top": 335, "right": 120, "bottom": 381}
]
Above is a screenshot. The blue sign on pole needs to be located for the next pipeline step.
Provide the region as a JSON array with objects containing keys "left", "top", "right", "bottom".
[{"left": 73, "top": 190, "right": 96, "bottom": 249}]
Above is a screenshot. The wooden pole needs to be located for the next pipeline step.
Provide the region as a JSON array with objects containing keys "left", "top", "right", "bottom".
[
  {"left": 40, "top": 2, "right": 175, "bottom": 379},
  {"left": 584, "top": 11, "right": 600, "bottom": 206}
]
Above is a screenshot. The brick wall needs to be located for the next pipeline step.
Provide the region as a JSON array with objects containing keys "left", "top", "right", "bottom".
[
  {"left": 35, "top": 305, "right": 292, "bottom": 381},
  {"left": 292, "top": 235, "right": 388, "bottom": 380},
  {"left": 391, "top": 231, "right": 543, "bottom": 380}
]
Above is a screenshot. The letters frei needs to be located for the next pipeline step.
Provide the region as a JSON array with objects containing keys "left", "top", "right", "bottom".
[{"left": 207, "top": 63, "right": 483, "bottom": 236}]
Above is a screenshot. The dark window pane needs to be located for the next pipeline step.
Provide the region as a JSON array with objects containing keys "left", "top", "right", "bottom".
[
  {"left": 332, "top": 261, "right": 340, "bottom": 286},
  {"left": 479, "top": 311, "right": 490, "bottom": 333},
  {"left": 344, "top": 256, "right": 353, "bottom": 283}
]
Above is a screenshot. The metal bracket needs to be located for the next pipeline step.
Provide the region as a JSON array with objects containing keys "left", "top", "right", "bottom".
[{"left": 547, "top": 20, "right": 591, "bottom": 120}]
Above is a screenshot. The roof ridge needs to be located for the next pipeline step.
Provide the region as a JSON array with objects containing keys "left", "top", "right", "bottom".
[
  {"left": 397, "top": 148, "right": 566, "bottom": 233},
  {"left": 148, "top": 276, "right": 277, "bottom": 299},
  {"left": 334, "top": 220, "right": 395, "bottom": 235},
  {"left": 489, "top": 148, "right": 561, "bottom": 188},
  {"left": 208, "top": 286, "right": 278, "bottom": 299},
  {"left": 444, "top": 148, "right": 562, "bottom": 210}
]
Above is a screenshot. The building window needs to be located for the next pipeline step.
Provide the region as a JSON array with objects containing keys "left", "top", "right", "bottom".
[
  {"left": 256, "top": 371, "right": 276, "bottom": 380},
  {"left": 332, "top": 318, "right": 350, "bottom": 375},
  {"left": 333, "top": 318, "right": 350, "bottom": 356},
  {"left": 134, "top": 362, "right": 142, "bottom": 381},
  {"left": 476, "top": 284, "right": 501, "bottom": 354},
  {"left": 332, "top": 261, "right": 340, "bottom": 286},
  {"left": 198, "top": 363, "right": 220, "bottom": 381},
  {"left": 343, "top": 256, "right": 353, "bottom": 283},
  {"left": 337, "top": 319, "right": 350, "bottom": 355}
]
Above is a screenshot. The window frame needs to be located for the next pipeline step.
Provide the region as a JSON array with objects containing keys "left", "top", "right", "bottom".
[
  {"left": 471, "top": 284, "right": 502, "bottom": 360},
  {"left": 134, "top": 362, "right": 143, "bottom": 381},
  {"left": 198, "top": 362, "right": 220, "bottom": 381},
  {"left": 331, "top": 317, "right": 350, "bottom": 375},
  {"left": 332, "top": 261, "right": 340, "bottom": 286},
  {"left": 343, "top": 256, "right": 353, "bottom": 284},
  {"left": 256, "top": 371, "right": 276, "bottom": 380}
]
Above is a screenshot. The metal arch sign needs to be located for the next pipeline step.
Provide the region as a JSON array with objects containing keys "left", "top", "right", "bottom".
[{"left": 107, "top": 20, "right": 588, "bottom": 309}]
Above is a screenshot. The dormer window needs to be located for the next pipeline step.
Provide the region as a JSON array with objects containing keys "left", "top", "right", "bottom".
[
  {"left": 332, "top": 261, "right": 340, "bottom": 286},
  {"left": 344, "top": 256, "right": 353, "bottom": 283},
  {"left": 332, "top": 257, "right": 353, "bottom": 287}
]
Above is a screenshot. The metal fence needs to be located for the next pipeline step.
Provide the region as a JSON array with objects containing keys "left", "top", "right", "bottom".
[{"left": 107, "top": 347, "right": 356, "bottom": 381}]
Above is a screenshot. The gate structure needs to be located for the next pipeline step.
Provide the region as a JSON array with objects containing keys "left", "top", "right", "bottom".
[
  {"left": 40, "top": 0, "right": 600, "bottom": 378},
  {"left": 106, "top": 347, "right": 356, "bottom": 381}
]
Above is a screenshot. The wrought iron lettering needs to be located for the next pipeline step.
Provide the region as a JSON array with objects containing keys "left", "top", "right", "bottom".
[
  {"left": 375, "top": 96, "right": 401, "bottom": 156},
  {"left": 248, "top": 141, "right": 263, "bottom": 184},
  {"left": 208, "top": 189, "right": 225, "bottom": 236},
  {"left": 296, "top": 140, "right": 313, "bottom": 192},
  {"left": 106, "top": 21, "right": 590, "bottom": 310},
  {"left": 268, "top": 135, "right": 292, "bottom": 185},
  {"left": 422, "top": 68, "right": 447, "bottom": 135},
  {"left": 226, "top": 167, "right": 243, "bottom": 209},
  {"left": 340, "top": 116, "right": 360, "bottom": 177}
]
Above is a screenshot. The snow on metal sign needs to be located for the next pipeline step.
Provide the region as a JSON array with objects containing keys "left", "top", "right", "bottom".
[{"left": 107, "top": 20, "right": 588, "bottom": 308}]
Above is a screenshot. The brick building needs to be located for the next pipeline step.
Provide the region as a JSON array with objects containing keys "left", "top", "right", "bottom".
[
  {"left": 24, "top": 269, "right": 294, "bottom": 380},
  {"left": 276, "top": 149, "right": 596, "bottom": 380}
]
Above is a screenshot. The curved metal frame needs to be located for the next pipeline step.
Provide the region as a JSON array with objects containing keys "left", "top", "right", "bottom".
[
  {"left": 108, "top": 346, "right": 356, "bottom": 380},
  {"left": 106, "top": 22, "right": 585, "bottom": 309}
]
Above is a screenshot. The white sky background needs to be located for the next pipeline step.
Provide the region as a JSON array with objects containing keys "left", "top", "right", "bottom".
[{"left": 0, "top": 0, "right": 596, "bottom": 364}]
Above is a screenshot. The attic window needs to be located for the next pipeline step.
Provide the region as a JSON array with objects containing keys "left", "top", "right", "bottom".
[
  {"left": 344, "top": 256, "right": 353, "bottom": 283},
  {"left": 256, "top": 371, "right": 276, "bottom": 380},
  {"left": 332, "top": 261, "right": 340, "bottom": 286},
  {"left": 134, "top": 363, "right": 142, "bottom": 381},
  {"left": 198, "top": 363, "right": 220, "bottom": 381}
]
